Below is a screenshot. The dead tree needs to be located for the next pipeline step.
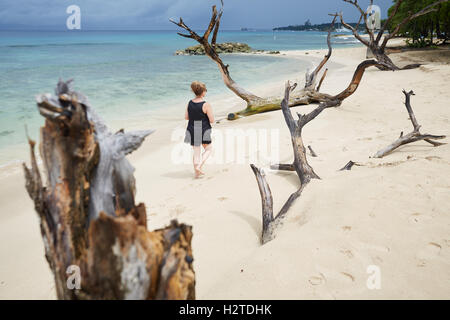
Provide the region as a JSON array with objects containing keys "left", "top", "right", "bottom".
[
  {"left": 170, "top": 2, "right": 385, "bottom": 120},
  {"left": 23, "top": 80, "right": 195, "bottom": 300},
  {"left": 268, "top": 57, "right": 385, "bottom": 175},
  {"left": 373, "top": 90, "right": 446, "bottom": 158},
  {"left": 251, "top": 82, "right": 344, "bottom": 244},
  {"left": 340, "top": 0, "right": 448, "bottom": 70}
]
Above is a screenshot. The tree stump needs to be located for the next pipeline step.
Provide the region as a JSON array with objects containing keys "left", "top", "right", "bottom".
[{"left": 23, "top": 80, "right": 196, "bottom": 300}]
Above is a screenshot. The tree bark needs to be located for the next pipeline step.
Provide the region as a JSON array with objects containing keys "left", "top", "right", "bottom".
[{"left": 23, "top": 80, "right": 196, "bottom": 300}]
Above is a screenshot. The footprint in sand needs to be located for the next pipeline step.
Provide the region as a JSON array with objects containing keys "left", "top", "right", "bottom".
[
  {"left": 425, "top": 156, "right": 442, "bottom": 161},
  {"left": 340, "top": 248, "right": 354, "bottom": 259},
  {"left": 341, "top": 226, "right": 352, "bottom": 234},
  {"left": 372, "top": 256, "right": 383, "bottom": 264},
  {"left": 340, "top": 272, "right": 355, "bottom": 283},
  {"left": 308, "top": 274, "right": 326, "bottom": 286},
  {"left": 408, "top": 213, "right": 432, "bottom": 224},
  {"left": 416, "top": 242, "right": 442, "bottom": 261},
  {"left": 169, "top": 205, "right": 186, "bottom": 217},
  {"left": 354, "top": 242, "right": 390, "bottom": 254},
  {"left": 417, "top": 259, "right": 427, "bottom": 267}
]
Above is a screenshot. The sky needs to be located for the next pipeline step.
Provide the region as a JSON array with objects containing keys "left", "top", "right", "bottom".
[{"left": 0, "top": 0, "right": 395, "bottom": 30}]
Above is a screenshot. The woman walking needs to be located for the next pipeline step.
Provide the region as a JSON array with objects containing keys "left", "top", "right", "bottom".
[{"left": 184, "top": 81, "right": 214, "bottom": 178}]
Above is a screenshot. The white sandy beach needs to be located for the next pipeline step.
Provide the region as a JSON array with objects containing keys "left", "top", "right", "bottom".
[{"left": 0, "top": 42, "right": 449, "bottom": 299}]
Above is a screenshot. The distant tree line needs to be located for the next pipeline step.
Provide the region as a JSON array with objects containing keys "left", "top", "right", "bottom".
[
  {"left": 273, "top": 21, "right": 366, "bottom": 32},
  {"left": 387, "top": 0, "right": 449, "bottom": 46}
]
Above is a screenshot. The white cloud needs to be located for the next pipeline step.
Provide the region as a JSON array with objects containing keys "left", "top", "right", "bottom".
[{"left": 0, "top": 0, "right": 392, "bottom": 29}]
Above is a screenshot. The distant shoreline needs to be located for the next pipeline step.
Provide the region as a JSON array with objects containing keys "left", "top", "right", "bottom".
[{"left": 273, "top": 22, "right": 365, "bottom": 32}]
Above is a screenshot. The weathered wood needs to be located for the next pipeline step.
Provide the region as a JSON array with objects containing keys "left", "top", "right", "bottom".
[
  {"left": 316, "top": 69, "right": 328, "bottom": 92},
  {"left": 251, "top": 81, "right": 344, "bottom": 244},
  {"left": 308, "top": 146, "right": 318, "bottom": 157},
  {"left": 270, "top": 163, "right": 295, "bottom": 171},
  {"left": 171, "top": 4, "right": 383, "bottom": 120},
  {"left": 251, "top": 164, "right": 305, "bottom": 244},
  {"left": 340, "top": 0, "right": 448, "bottom": 70},
  {"left": 373, "top": 90, "right": 446, "bottom": 158},
  {"left": 339, "top": 160, "right": 358, "bottom": 171},
  {"left": 170, "top": 2, "right": 261, "bottom": 105},
  {"left": 23, "top": 80, "right": 196, "bottom": 300}
]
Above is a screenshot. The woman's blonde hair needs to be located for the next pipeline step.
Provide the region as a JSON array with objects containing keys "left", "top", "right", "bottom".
[{"left": 191, "top": 81, "right": 207, "bottom": 96}]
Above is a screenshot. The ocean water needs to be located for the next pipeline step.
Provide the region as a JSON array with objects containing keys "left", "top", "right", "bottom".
[{"left": 0, "top": 30, "right": 357, "bottom": 166}]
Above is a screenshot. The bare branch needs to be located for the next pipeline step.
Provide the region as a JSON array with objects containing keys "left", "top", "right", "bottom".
[
  {"left": 211, "top": 0, "right": 224, "bottom": 46},
  {"left": 339, "top": 160, "right": 359, "bottom": 171},
  {"left": 316, "top": 68, "right": 328, "bottom": 92},
  {"left": 305, "top": 15, "right": 336, "bottom": 89},
  {"left": 170, "top": 2, "right": 262, "bottom": 104},
  {"left": 333, "top": 59, "right": 390, "bottom": 101},
  {"left": 402, "top": 90, "right": 420, "bottom": 131},
  {"left": 338, "top": 12, "right": 370, "bottom": 47},
  {"left": 297, "top": 99, "right": 340, "bottom": 129},
  {"left": 270, "top": 164, "right": 295, "bottom": 171},
  {"left": 376, "top": 0, "right": 404, "bottom": 44},
  {"left": 308, "top": 145, "right": 318, "bottom": 157},
  {"left": 250, "top": 165, "right": 274, "bottom": 236},
  {"left": 250, "top": 164, "right": 306, "bottom": 244},
  {"left": 274, "top": 186, "right": 305, "bottom": 220},
  {"left": 281, "top": 81, "right": 299, "bottom": 133},
  {"left": 373, "top": 90, "right": 446, "bottom": 158},
  {"left": 203, "top": 5, "right": 218, "bottom": 40},
  {"left": 169, "top": 18, "right": 202, "bottom": 42},
  {"left": 343, "top": 0, "right": 374, "bottom": 43},
  {"left": 211, "top": 11, "right": 223, "bottom": 46}
]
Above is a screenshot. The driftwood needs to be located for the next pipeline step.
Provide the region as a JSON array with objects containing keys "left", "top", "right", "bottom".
[
  {"left": 23, "top": 80, "right": 195, "bottom": 299},
  {"left": 251, "top": 82, "right": 343, "bottom": 244},
  {"left": 339, "top": 160, "right": 359, "bottom": 171},
  {"left": 170, "top": 2, "right": 385, "bottom": 120},
  {"left": 340, "top": 0, "right": 448, "bottom": 70},
  {"left": 267, "top": 57, "right": 385, "bottom": 175},
  {"left": 373, "top": 90, "right": 446, "bottom": 158},
  {"left": 308, "top": 145, "right": 318, "bottom": 157}
]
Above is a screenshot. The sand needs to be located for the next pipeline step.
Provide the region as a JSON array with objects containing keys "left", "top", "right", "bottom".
[{"left": 0, "top": 42, "right": 449, "bottom": 299}]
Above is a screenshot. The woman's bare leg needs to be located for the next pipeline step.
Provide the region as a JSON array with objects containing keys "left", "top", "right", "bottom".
[
  {"left": 199, "top": 143, "right": 212, "bottom": 171},
  {"left": 193, "top": 146, "right": 202, "bottom": 177}
]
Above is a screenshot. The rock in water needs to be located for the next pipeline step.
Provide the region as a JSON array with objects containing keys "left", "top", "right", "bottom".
[{"left": 175, "top": 42, "right": 254, "bottom": 55}]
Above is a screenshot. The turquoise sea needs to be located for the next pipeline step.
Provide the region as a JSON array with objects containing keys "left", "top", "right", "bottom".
[{"left": 0, "top": 30, "right": 357, "bottom": 166}]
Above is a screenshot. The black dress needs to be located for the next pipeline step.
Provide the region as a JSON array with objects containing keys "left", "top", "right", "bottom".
[{"left": 184, "top": 100, "right": 212, "bottom": 146}]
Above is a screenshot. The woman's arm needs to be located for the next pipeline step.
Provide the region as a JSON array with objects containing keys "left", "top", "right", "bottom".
[
  {"left": 185, "top": 104, "right": 189, "bottom": 120},
  {"left": 203, "top": 102, "right": 214, "bottom": 123}
]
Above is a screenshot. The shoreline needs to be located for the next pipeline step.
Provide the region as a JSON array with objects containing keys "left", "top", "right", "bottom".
[
  {"left": 1, "top": 43, "right": 449, "bottom": 299},
  {"left": 0, "top": 49, "right": 319, "bottom": 170}
]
